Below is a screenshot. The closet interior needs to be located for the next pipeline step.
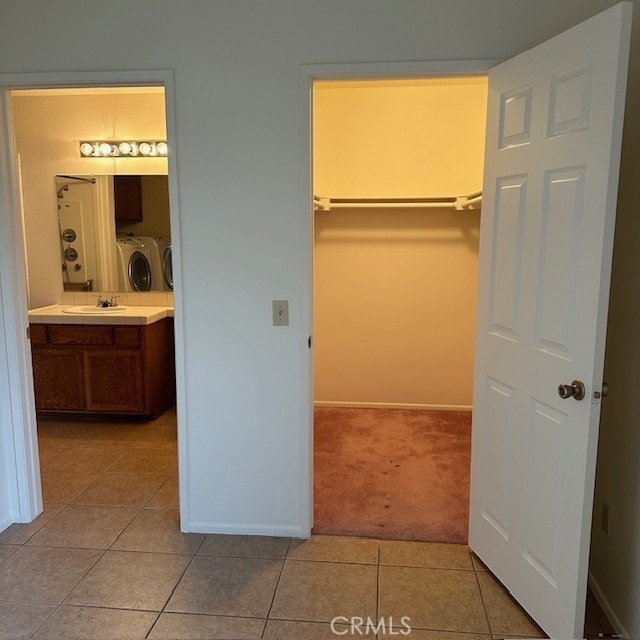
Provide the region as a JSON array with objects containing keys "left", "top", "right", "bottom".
[{"left": 312, "top": 77, "right": 488, "bottom": 543}]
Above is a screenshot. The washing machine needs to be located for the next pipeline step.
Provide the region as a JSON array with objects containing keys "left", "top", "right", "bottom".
[
  {"left": 115, "top": 237, "right": 153, "bottom": 292},
  {"left": 138, "top": 235, "right": 172, "bottom": 290},
  {"left": 162, "top": 242, "right": 173, "bottom": 290}
]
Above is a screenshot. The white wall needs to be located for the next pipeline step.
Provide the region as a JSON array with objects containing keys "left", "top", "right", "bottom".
[
  {"left": 11, "top": 91, "right": 167, "bottom": 308},
  {"left": 1, "top": 1, "right": 639, "bottom": 634}
]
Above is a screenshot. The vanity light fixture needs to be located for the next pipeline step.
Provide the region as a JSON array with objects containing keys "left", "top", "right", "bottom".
[{"left": 79, "top": 140, "right": 168, "bottom": 158}]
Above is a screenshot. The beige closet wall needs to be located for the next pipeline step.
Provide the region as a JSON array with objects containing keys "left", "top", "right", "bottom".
[{"left": 313, "top": 78, "right": 487, "bottom": 408}]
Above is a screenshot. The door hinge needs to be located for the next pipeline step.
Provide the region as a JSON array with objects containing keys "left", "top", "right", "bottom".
[
  {"left": 308, "top": 335, "right": 312, "bottom": 348},
  {"left": 26, "top": 326, "right": 30, "bottom": 340}
]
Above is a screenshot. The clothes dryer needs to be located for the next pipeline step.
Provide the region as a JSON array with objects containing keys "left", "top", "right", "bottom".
[
  {"left": 162, "top": 242, "right": 173, "bottom": 291},
  {"left": 138, "top": 235, "right": 172, "bottom": 290},
  {"left": 115, "top": 237, "right": 153, "bottom": 292}
]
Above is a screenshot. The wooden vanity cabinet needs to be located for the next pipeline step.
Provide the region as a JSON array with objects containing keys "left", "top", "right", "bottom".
[{"left": 30, "top": 319, "right": 175, "bottom": 418}]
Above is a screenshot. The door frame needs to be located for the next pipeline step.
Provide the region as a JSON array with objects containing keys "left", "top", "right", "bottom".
[
  {"left": 0, "top": 69, "right": 189, "bottom": 529},
  {"left": 298, "top": 59, "right": 500, "bottom": 537}
]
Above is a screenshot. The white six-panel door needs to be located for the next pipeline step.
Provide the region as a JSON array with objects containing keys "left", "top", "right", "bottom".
[{"left": 469, "top": 3, "right": 632, "bottom": 637}]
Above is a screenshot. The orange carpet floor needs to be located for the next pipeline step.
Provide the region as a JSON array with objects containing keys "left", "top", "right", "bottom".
[{"left": 313, "top": 407, "right": 471, "bottom": 543}]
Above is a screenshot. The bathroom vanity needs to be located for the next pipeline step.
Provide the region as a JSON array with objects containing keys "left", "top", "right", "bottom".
[{"left": 28, "top": 306, "right": 175, "bottom": 418}]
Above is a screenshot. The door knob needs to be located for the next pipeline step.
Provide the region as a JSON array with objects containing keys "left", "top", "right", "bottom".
[{"left": 558, "top": 380, "right": 585, "bottom": 401}]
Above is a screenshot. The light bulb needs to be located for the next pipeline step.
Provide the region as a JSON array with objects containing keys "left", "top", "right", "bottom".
[
  {"left": 118, "top": 142, "right": 132, "bottom": 155},
  {"left": 139, "top": 142, "right": 151, "bottom": 156},
  {"left": 80, "top": 142, "right": 93, "bottom": 156},
  {"left": 157, "top": 142, "right": 168, "bottom": 156},
  {"left": 99, "top": 143, "right": 112, "bottom": 156},
  {"left": 130, "top": 142, "right": 139, "bottom": 156}
]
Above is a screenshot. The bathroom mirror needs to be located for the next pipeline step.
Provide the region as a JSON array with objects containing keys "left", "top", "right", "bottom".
[{"left": 56, "top": 174, "right": 172, "bottom": 293}]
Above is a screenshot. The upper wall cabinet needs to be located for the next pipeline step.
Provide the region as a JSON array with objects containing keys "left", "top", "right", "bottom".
[{"left": 114, "top": 176, "right": 143, "bottom": 222}]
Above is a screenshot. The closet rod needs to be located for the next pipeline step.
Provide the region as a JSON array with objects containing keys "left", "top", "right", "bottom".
[
  {"left": 457, "top": 194, "right": 482, "bottom": 209},
  {"left": 329, "top": 199, "right": 456, "bottom": 210},
  {"left": 314, "top": 192, "right": 482, "bottom": 212}
]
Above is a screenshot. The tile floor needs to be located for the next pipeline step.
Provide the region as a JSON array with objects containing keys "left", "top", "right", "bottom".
[{"left": 0, "top": 412, "right": 608, "bottom": 639}]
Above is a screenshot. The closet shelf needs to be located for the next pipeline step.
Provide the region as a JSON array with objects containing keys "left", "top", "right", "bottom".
[{"left": 313, "top": 190, "right": 482, "bottom": 212}]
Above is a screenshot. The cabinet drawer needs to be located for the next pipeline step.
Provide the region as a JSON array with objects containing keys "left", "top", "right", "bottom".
[
  {"left": 114, "top": 327, "right": 140, "bottom": 347},
  {"left": 29, "top": 324, "right": 47, "bottom": 344},
  {"left": 50, "top": 325, "right": 113, "bottom": 346}
]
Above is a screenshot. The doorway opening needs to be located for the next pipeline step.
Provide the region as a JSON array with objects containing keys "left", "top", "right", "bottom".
[
  {"left": 311, "top": 76, "right": 487, "bottom": 543},
  {"left": 9, "top": 84, "right": 181, "bottom": 536}
]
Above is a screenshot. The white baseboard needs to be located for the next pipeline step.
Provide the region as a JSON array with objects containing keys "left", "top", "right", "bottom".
[
  {"left": 314, "top": 401, "right": 472, "bottom": 411},
  {"left": 185, "top": 521, "right": 307, "bottom": 538},
  {"left": 588, "top": 570, "right": 629, "bottom": 638}
]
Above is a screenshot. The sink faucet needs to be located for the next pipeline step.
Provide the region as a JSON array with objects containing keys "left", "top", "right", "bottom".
[{"left": 97, "top": 294, "right": 118, "bottom": 308}]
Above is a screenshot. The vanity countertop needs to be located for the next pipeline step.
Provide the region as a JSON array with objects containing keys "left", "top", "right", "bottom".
[{"left": 28, "top": 304, "right": 174, "bottom": 326}]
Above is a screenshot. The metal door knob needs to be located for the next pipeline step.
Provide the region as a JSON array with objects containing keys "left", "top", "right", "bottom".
[{"left": 558, "top": 380, "right": 585, "bottom": 401}]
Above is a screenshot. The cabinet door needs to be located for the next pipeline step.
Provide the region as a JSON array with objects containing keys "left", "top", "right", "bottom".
[
  {"left": 83, "top": 349, "right": 145, "bottom": 412},
  {"left": 114, "top": 176, "right": 143, "bottom": 222},
  {"left": 32, "top": 348, "right": 85, "bottom": 411}
]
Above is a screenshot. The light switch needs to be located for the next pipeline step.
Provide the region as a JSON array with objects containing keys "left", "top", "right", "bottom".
[{"left": 272, "top": 300, "right": 289, "bottom": 326}]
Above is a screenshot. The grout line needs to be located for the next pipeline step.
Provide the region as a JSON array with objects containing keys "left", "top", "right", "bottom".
[
  {"left": 19, "top": 503, "right": 73, "bottom": 546},
  {"left": 140, "top": 475, "right": 174, "bottom": 510},
  {"left": 145, "top": 531, "right": 209, "bottom": 638},
  {"left": 379, "top": 561, "right": 475, "bottom": 570},
  {"left": 105, "top": 503, "right": 149, "bottom": 552},
  {"left": 197, "top": 552, "right": 294, "bottom": 561},
  {"left": 21, "top": 545, "right": 198, "bottom": 557},
  {"left": 58, "top": 546, "right": 110, "bottom": 608},
  {"left": 472, "top": 561, "right": 494, "bottom": 636},
  {"left": 143, "top": 610, "right": 264, "bottom": 621},
  {"left": 280, "top": 557, "right": 378, "bottom": 566},
  {"left": 145, "top": 612, "right": 162, "bottom": 639},
  {"left": 26, "top": 603, "right": 60, "bottom": 639},
  {"left": 46, "top": 602, "right": 164, "bottom": 614},
  {"left": 144, "top": 612, "right": 162, "bottom": 639},
  {"left": 0, "top": 595, "right": 165, "bottom": 615},
  {"left": 261, "top": 538, "right": 292, "bottom": 638}
]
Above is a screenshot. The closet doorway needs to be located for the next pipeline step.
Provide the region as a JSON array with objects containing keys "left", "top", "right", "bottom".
[{"left": 312, "top": 77, "right": 488, "bottom": 543}]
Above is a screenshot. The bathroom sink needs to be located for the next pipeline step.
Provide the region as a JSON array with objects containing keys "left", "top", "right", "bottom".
[{"left": 62, "top": 305, "right": 129, "bottom": 314}]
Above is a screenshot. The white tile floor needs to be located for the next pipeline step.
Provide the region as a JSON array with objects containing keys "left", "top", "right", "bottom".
[{"left": 0, "top": 411, "right": 608, "bottom": 639}]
